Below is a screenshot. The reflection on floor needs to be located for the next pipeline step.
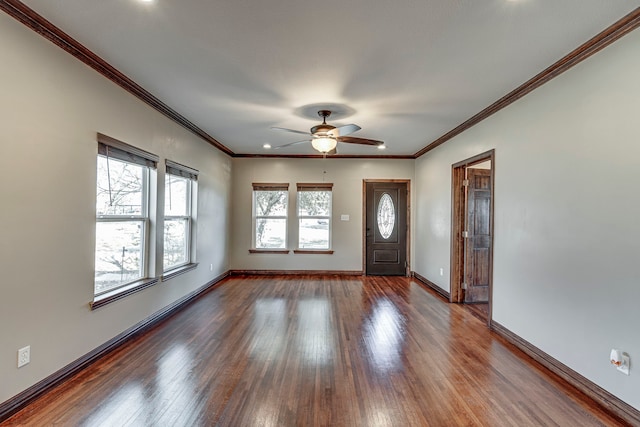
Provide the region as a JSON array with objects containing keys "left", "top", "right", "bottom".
[{"left": 2, "top": 275, "right": 625, "bottom": 426}]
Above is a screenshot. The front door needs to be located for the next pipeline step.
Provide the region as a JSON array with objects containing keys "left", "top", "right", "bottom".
[
  {"left": 365, "top": 181, "right": 408, "bottom": 276},
  {"left": 464, "top": 168, "right": 491, "bottom": 302}
]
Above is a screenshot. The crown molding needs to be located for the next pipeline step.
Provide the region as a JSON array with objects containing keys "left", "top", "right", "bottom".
[
  {"left": 233, "top": 153, "right": 415, "bottom": 159},
  {"left": 0, "top": 0, "right": 412, "bottom": 160},
  {"left": 0, "top": 0, "right": 235, "bottom": 157},
  {"left": 414, "top": 7, "right": 640, "bottom": 158},
  {"left": 2, "top": 1, "right": 638, "bottom": 160}
]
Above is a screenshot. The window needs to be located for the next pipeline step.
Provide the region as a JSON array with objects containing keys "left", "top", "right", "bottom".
[
  {"left": 94, "top": 133, "right": 158, "bottom": 298},
  {"left": 297, "top": 183, "right": 333, "bottom": 250},
  {"left": 164, "top": 160, "right": 198, "bottom": 272},
  {"left": 252, "top": 183, "right": 289, "bottom": 250}
]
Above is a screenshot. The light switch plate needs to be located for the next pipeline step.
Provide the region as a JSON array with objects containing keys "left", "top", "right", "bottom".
[{"left": 340, "top": 214, "right": 349, "bottom": 221}]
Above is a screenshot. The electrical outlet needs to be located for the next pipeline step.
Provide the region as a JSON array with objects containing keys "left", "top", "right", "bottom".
[
  {"left": 17, "top": 346, "right": 30, "bottom": 368},
  {"left": 610, "top": 349, "right": 630, "bottom": 375},
  {"left": 210, "top": 264, "right": 213, "bottom": 272},
  {"left": 439, "top": 268, "right": 444, "bottom": 276}
]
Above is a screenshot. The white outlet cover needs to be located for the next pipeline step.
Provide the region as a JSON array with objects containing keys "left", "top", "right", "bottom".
[
  {"left": 617, "top": 354, "right": 630, "bottom": 375},
  {"left": 340, "top": 214, "right": 349, "bottom": 221},
  {"left": 18, "top": 346, "right": 30, "bottom": 368}
]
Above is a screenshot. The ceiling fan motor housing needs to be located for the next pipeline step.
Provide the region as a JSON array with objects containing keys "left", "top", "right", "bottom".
[
  {"left": 312, "top": 110, "right": 336, "bottom": 136},
  {"left": 311, "top": 124, "right": 335, "bottom": 136}
]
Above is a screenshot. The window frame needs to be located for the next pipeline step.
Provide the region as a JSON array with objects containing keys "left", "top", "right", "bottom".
[
  {"left": 295, "top": 183, "right": 333, "bottom": 252},
  {"left": 162, "top": 160, "right": 199, "bottom": 278},
  {"left": 92, "top": 133, "right": 159, "bottom": 309},
  {"left": 251, "top": 183, "right": 290, "bottom": 253}
]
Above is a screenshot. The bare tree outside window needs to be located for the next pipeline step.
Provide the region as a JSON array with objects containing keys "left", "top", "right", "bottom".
[
  {"left": 96, "top": 158, "right": 144, "bottom": 216},
  {"left": 298, "top": 191, "right": 331, "bottom": 216},
  {"left": 95, "top": 156, "right": 148, "bottom": 294},
  {"left": 297, "top": 190, "right": 331, "bottom": 249},
  {"left": 254, "top": 190, "right": 288, "bottom": 248},
  {"left": 164, "top": 174, "right": 192, "bottom": 271}
]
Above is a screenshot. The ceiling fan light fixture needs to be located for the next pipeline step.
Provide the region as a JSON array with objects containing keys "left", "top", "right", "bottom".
[
  {"left": 271, "top": 109, "right": 383, "bottom": 153},
  {"left": 311, "top": 136, "right": 337, "bottom": 153}
]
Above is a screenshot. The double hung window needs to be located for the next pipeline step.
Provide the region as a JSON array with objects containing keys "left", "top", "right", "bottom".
[
  {"left": 252, "top": 183, "right": 289, "bottom": 249},
  {"left": 297, "top": 183, "right": 333, "bottom": 250},
  {"left": 94, "top": 134, "right": 158, "bottom": 296},
  {"left": 164, "top": 160, "right": 198, "bottom": 272}
]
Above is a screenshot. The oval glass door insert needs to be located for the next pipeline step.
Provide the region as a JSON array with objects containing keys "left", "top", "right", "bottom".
[{"left": 377, "top": 193, "right": 395, "bottom": 239}]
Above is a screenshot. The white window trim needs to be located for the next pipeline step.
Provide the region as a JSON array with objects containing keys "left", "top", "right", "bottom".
[
  {"left": 252, "top": 183, "right": 289, "bottom": 251},
  {"left": 296, "top": 183, "right": 333, "bottom": 251},
  {"left": 92, "top": 133, "right": 159, "bottom": 309},
  {"left": 162, "top": 160, "right": 199, "bottom": 278}
]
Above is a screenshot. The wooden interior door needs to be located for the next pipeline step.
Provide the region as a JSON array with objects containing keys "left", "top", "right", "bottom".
[
  {"left": 365, "top": 182, "right": 408, "bottom": 276},
  {"left": 464, "top": 168, "right": 491, "bottom": 303}
]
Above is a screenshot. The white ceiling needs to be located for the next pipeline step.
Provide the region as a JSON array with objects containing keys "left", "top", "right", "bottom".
[{"left": 18, "top": 0, "right": 639, "bottom": 156}]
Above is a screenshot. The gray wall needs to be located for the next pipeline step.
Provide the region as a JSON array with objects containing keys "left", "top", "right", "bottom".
[
  {"left": 0, "top": 13, "right": 232, "bottom": 403},
  {"left": 2, "top": 1, "right": 639, "bottom": 414},
  {"left": 414, "top": 27, "right": 640, "bottom": 408},
  {"left": 230, "top": 158, "right": 415, "bottom": 272}
]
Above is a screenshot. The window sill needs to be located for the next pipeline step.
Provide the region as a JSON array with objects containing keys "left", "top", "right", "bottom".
[
  {"left": 90, "top": 277, "right": 159, "bottom": 310},
  {"left": 293, "top": 249, "right": 334, "bottom": 254},
  {"left": 249, "top": 249, "right": 290, "bottom": 254},
  {"left": 162, "top": 263, "right": 198, "bottom": 282}
]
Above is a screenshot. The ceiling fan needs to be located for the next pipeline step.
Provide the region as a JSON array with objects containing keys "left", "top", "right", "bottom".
[{"left": 271, "top": 110, "right": 384, "bottom": 154}]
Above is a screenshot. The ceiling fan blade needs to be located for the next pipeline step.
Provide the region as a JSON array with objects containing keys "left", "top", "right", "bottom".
[
  {"left": 326, "top": 147, "right": 337, "bottom": 155},
  {"left": 270, "top": 126, "right": 310, "bottom": 136},
  {"left": 274, "top": 139, "right": 310, "bottom": 149},
  {"left": 337, "top": 136, "right": 384, "bottom": 146},
  {"left": 328, "top": 124, "right": 361, "bottom": 137}
]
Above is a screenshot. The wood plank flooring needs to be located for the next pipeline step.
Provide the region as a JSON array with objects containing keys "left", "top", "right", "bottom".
[
  {"left": 465, "top": 302, "right": 489, "bottom": 323},
  {"left": 2, "top": 276, "right": 625, "bottom": 426}
]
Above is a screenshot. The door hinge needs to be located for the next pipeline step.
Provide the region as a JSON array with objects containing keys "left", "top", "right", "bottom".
[
  {"left": 462, "top": 282, "right": 468, "bottom": 290},
  {"left": 462, "top": 230, "right": 469, "bottom": 238},
  {"left": 462, "top": 179, "right": 469, "bottom": 187}
]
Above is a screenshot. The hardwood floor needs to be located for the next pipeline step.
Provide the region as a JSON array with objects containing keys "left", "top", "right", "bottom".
[
  {"left": 465, "top": 302, "right": 489, "bottom": 323},
  {"left": 2, "top": 276, "right": 625, "bottom": 426}
]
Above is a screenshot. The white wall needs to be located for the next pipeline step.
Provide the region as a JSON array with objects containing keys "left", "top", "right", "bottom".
[
  {"left": 414, "top": 27, "right": 640, "bottom": 408},
  {"left": 0, "top": 13, "right": 232, "bottom": 403},
  {"left": 230, "top": 158, "right": 414, "bottom": 272},
  {"left": 3, "top": 0, "right": 638, "bottom": 413}
]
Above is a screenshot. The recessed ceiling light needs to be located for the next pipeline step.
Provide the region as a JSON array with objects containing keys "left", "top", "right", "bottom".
[
  {"left": 377, "top": 144, "right": 386, "bottom": 150},
  {"left": 139, "top": 0, "right": 153, "bottom": 3},
  {"left": 263, "top": 143, "right": 272, "bottom": 149}
]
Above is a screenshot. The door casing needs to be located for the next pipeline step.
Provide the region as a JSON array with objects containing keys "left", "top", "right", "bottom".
[{"left": 450, "top": 150, "right": 495, "bottom": 325}]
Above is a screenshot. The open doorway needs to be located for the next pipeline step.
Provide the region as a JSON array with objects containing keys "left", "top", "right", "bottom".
[{"left": 450, "top": 150, "right": 494, "bottom": 325}]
